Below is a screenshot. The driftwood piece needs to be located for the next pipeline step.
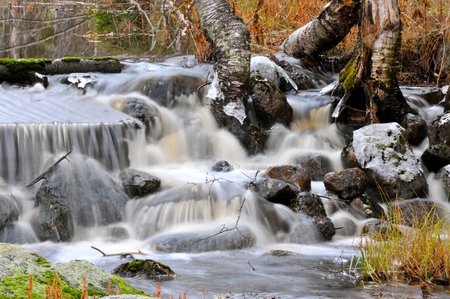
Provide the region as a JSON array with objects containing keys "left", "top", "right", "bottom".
[
  {"left": 25, "top": 150, "right": 72, "bottom": 188},
  {"left": 91, "top": 246, "right": 148, "bottom": 258}
]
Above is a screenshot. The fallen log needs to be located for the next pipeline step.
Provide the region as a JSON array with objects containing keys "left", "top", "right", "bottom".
[
  {"left": 91, "top": 246, "right": 148, "bottom": 258},
  {"left": 0, "top": 57, "right": 122, "bottom": 85}
]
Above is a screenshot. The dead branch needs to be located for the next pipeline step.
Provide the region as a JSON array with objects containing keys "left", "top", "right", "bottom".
[
  {"left": 91, "top": 246, "right": 148, "bottom": 258},
  {"left": 25, "top": 150, "right": 72, "bottom": 187}
]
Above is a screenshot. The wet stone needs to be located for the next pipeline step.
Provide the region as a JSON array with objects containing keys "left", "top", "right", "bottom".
[
  {"left": 292, "top": 153, "right": 334, "bottom": 181},
  {"left": 266, "top": 165, "right": 311, "bottom": 191},
  {"left": 422, "top": 113, "right": 450, "bottom": 172},
  {"left": 323, "top": 168, "right": 368, "bottom": 200},
  {"left": 252, "top": 178, "right": 299, "bottom": 206},
  {"left": 113, "top": 259, "right": 176, "bottom": 281},
  {"left": 120, "top": 168, "right": 161, "bottom": 198},
  {"left": 211, "top": 160, "right": 234, "bottom": 172},
  {"left": 401, "top": 113, "right": 427, "bottom": 146}
]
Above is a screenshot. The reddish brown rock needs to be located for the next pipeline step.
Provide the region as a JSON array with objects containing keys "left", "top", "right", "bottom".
[{"left": 266, "top": 165, "right": 311, "bottom": 191}]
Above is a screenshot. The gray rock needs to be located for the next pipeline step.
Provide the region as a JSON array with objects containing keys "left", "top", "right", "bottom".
[
  {"left": 151, "top": 227, "right": 255, "bottom": 252},
  {"left": 389, "top": 199, "right": 441, "bottom": 226},
  {"left": 120, "top": 168, "right": 161, "bottom": 198},
  {"left": 211, "top": 160, "right": 233, "bottom": 172},
  {"left": 436, "top": 165, "right": 450, "bottom": 196},
  {"left": 402, "top": 113, "right": 427, "bottom": 146},
  {"left": 352, "top": 123, "right": 428, "bottom": 200},
  {"left": 251, "top": 178, "right": 299, "bottom": 206},
  {"left": 292, "top": 153, "right": 333, "bottom": 181},
  {"left": 422, "top": 113, "right": 450, "bottom": 172},
  {"left": 0, "top": 195, "right": 20, "bottom": 231},
  {"left": 324, "top": 168, "right": 368, "bottom": 200},
  {"left": 31, "top": 155, "right": 129, "bottom": 241}
]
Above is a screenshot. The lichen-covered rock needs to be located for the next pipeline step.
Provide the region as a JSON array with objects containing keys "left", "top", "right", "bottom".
[
  {"left": 211, "top": 160, "right": 233, "bottom": 172},
  {"left": 250, "top": 55, "right": 298, "bottom": 91},
  {"left": 251, "top": 178, "right": 299, "bottom": 206},
  {"left": 251, "top": 77, "right": 293, "bottom": 129},
  {"left": 324, "top": 168, "right": 368, "bottom": 200},
  {"left": 401, "top": 113, "right": 427, "bottom": 146},
  {"left": 0, "top": 243, "right": 148, "bottom": 298},
  {"left": 0, "top": 195, "right": 20, "bottom": 231},
  {"left": 349, "top": 196, "right": 384, "bottom": 219},
  {"left": 31, "top": 155, "right": 129, "bottom": 241},
  {"left": 113, "top": 259, "right": 175, "bottom": 280},
  {"left": 151, "top": 227, "right": 255, "bottom": 252},
  {"left": 120, "top": 168, "right": 161, "bottom": 198},
  {"left": 422, "top": 113, "right": 450, "bottom": 172},
  {"left": 312, "top": 216, "right": 336, "bottom": 241},
  {"left": 292, "top": 153, "right": 334, "bottom": 181},
  {"left": 352, "top": 123, "right": 428, "bottom": 200},
  {"left": 265, "top": 165, "right": 311, "bottom": 191}
]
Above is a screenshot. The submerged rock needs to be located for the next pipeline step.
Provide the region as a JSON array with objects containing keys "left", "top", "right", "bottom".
[
  {"left": 265, "top": 165, "right": 311, "bottom": 191},
  {"left": 422, "top": 113, "right": 450, "bottom": 172},
  {"left": 31, "top": 155, "right": 129, "bottom": 241},
  {"left": 324, "top": 168, "right": 368, "bottom": 200},
  {"left": 0, "top": 243, "right": 147, "bottom": 298},
  {"left": 113, "top": 259, "right": 175, "bottom": 280},
  {"left": 120, "top": 168, "right": 161, "bottom": 198},
  {"left": 351, "top": 123, "right": 428, "bottom": 200},
  {"left": 0, "top": 195, "right": 20, "bottom": 231},
  {"left": 151, "top": 227, "right": 255, "bottom": 253},
  {"left": 211, "top": 160, "right": 234, "bottom": 172},
  {"left": 292, "top": 153, "right": 334, "bottom": 181}
]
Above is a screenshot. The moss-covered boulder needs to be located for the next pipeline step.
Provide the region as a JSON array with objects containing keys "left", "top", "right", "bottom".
[
  {"left": 113, "top": 259, "right": 176, "bottom": 281},
  {"left": 0, "top": 243, "right": 150, "bottom": 298}
]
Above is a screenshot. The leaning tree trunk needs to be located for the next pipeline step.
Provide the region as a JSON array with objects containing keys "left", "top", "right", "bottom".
[
  {"left": 197, "top": 0, "right": 266, "bottom": 154},
  {"left": 282, "top": 0, "right": 360, "bottom": 58},
  {"left": 333, "top": 0, "right": 410, "bottom": 134}
]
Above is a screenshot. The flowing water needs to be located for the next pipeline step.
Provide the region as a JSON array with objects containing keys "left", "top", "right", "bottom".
[{"left": 1, "top": 57, "right": 445, "bottom": 298}]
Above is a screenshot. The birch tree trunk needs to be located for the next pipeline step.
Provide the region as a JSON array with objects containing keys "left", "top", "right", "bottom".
[
  {"left": 334, "top": 0, "right": 410, "bottom": 133},
  {"left": 197, "top": 0, "right": 266, "bottom": 154},
  {"left": 283, "top": 0, "right": 360, "bottom": 58}
]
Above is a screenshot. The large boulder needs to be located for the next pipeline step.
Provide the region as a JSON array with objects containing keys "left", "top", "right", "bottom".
[
  {"left": 31, "top": 155, "right": 129, "bottom": 241},
  {"left": 351, "top": 123, "right": 428, "bottom": 200},
  {"left": 119, "top": 168, "right": 161, "bottom": 198},
  {"left": 113, "top": 259, "right": 175, "bottom": 280},
  {"left": 436, "top": 165, "right": 450, "bottom": 196},
  {"left": 292, "top": 153, "right": 334, "bottom": 181},
  {"left": 0, "top": 243, "right": 147, "bottom": 298},
  {"left": 422, "top": 113, "right": 450, "bottom": 172},
  {"left": 389, "top": 199, "right": 440, "bottom": 226},
  {"left": 324, "top": 168, "right": 368, "bottom": 200},
  {"left": 251, "top": 77, "right": 293, "bottom": 129},
  {"left": 265, "top": 165, "right": 311, "bottom": 191},
  {"left": 0, "top": 195, "right": 20, "bottom": 231}
]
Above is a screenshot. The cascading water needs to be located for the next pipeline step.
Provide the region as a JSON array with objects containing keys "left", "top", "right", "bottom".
[{"left": 0, "top": 58, "right": 446, "bottom": 298}]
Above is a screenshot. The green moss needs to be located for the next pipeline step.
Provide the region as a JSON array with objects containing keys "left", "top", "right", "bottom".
[
  {"left": 62, "top": 56, "right": 82, "bottom": 62},
  {"left": 62, "top": 56, "right": 118, "bottom": 62},
  {"left": 110, "top": 276, "right": 149, "bottom": 296},
  {"left": 0, "top": 58, "right": 52, "bottom": 70},
  {"left": 35, "top": 255, "right": 51, "bottom": 267},
  {"left": 339, "top": 57, "right": 357, "bottom": 92},
  {"left": 92, "top": 56, "right": 118, "bottom": 61}
]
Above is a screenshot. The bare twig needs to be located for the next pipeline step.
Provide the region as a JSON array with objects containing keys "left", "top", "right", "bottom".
[
  {"left": 25, "top": 150, "right": 72, "bottom": 187},
  {"left": 91, "top": 246, "right": 148, "bottom": 258}
]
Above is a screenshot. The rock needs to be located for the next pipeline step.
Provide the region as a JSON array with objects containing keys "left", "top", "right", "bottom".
[
  {"left": 323, "top": 168, "right": 368, "bottom": 200},
  {"left": 290, "top": 192, "right": 326, "bottom": 217},
  {"left": 402, "top": 86, "right": 444, "bottom": 105},
  {"left": 265, "top": 165, "right": 311, "bottom": 191},
  {"left": 250, "top": 55, "right": 298, "bottom": 91},
  {"left": 389, "top": 199, "right": 441, "bottom": 226},
  {"left": 251, "top": 178, "right": 299, "bottom": 206},
  {"left": 113, "top": 97, "right": 162, "bottom": 140},
  {"left": 251, "top": 77, "right": 293, "bottom": 129},
  {"left": 436, "top": 165, "right": 450, "bottom": 195},
  {"left": 106, "top": 226, "right": 130, "bottom": 241},
  {"left": 422, "top": 113, "right": 450, "bottom": 172},
  {"left": 211, "top": 160, "right": 233, "bottom": 172},
  {"left": 444, "top": 87, "right": 450, "bottom": 112},
  {"left": 401, "top": 113, "right": 427, "bottom": 146},
  {"left": 61, "top": 73, "right": 96, "bottom": 91},
  {"left": 331, "top": 215, "right": 357, "bottom": 236},
  {"left": 113, "top": 259, "right": 175, "bottom": 280},
  {"left": 349, "top": 196, "right": 384, "bottom": 219},
  {"left": 292, "top": 153, "right": 334, "bottom": 181},
  {"left": 31, "top": 155, "right": 129, "bottom": 241},
  {"left": 0, "top": 195, "right": 20, "bottom": 231},
  {"left": 290, "top": 192, "right": 335, "bottom": 241},
  {"left": 151, "top": 227, "right": 255, "bottom": 252},
  {"left": 0, "top": 243, "right": 147, "bottom": 298},
  {"left": 341, "top": 143, "right": 360, "bottom": 169},
  {"left": 120, "top": 168, "right": 161, "bottom": 198},
  {"left": 352, "top": 123, "right": 428, "bottom": 200}
]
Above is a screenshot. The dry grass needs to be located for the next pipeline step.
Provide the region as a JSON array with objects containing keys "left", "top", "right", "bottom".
[{"left": 356, "top": 206, "right": 450, "bottom": 288}]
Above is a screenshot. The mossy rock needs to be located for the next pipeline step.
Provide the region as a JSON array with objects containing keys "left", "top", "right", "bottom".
[
  {"left": 0, "top": 58, "right": 52, "bottom": 71},
  {"left": 0, "top": 243, "right": 150, "bottom": 298},
  {"left": 113, "top": 259, "right": 176, "bottom": 281}
]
